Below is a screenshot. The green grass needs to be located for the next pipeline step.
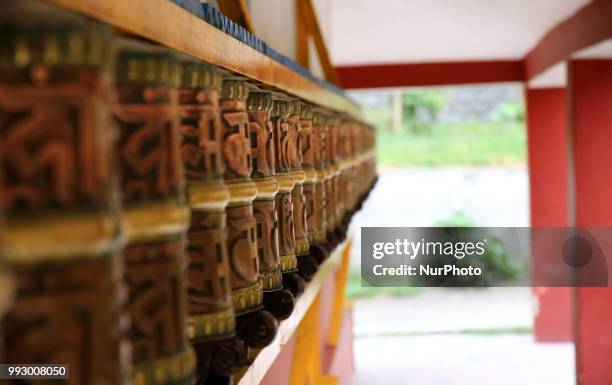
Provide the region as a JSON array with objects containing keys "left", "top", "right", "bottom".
[
  {"left": 366, "top": 108, "right": 526, "bottom": 167},
  {"left": 355, "top": 326, "right": 533, "bottom": 339},
  {"left": 346, "top": 269, "right": 425, "bottom": 299}
]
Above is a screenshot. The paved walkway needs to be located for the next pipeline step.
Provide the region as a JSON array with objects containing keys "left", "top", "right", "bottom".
[
  {"left": 353, "top": 334, "right": 575, "bottom": 385},
  {"left": 351, "top": 288, "right": 575, "bottom": 385},
  {"left": 354, "top": 287, "right": 533, "bottom": 337}
]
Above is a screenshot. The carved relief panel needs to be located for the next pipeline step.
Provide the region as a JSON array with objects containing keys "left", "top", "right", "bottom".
[
  {"left": 247, "top": 91, "right": 275, "bottom": 179},
  {"left": 178, "top": 63, "right": 225, "bottom": 181}
]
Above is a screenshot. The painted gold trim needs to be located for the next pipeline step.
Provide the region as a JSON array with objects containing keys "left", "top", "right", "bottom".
[
  {"left": 322, "top": 167, "right": 333, "bottom": 181},
  {"left": 187, "top": 307, "right": 235, "bottom": 342},
  {"left": 303, "top": 168, "right": 318, "bottom": 184},
  {"left": 280, "top": 253, "right": 298, "bottom": 273},
  {"left": 123, "top": 203, "right": 190, "bottom": 243},
  {"left": 3, "top": 213, "right": 121, "bottom": 264},
  {"left": 295, "top": 237, "right": 310, "bottom": 256},
  {"left": 260, "top": 268, "right": 283, "bottom": 291},
  {"left": 254, "top": 176, "right": 279, "bottom": 200},
  {"left": 274, "top": 173, "right": 295, "bottom": 193},
  {"left": 232, "top": 280, "right": 263, "bottom": 315},
  {"left": 132, "top": 347, "right": 196, "bottom": 385},
  {"left": 226, "top": 179, "right": 257, "bottom": 206},
  {"left": 187, "top": 179, "right": 230, "bottom": 211},
  {"left": 308, "top": 229, "right": 326, "bottom": 245},
  {"left": 289, "top": 169, "right": 306, "bottom": 185},
  {"left": 0, "top": 271, "right": 15, "bottom": 314}
]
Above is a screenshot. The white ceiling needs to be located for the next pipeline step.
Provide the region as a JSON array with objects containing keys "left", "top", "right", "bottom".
[{"left": 328, "top": 0, "right": 590, "bottom": 65}]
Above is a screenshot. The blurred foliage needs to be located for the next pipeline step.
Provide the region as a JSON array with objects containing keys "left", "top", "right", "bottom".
[
  {"left": 375, "top": 120, "right": 526, "bottom": 166},
  {"left": 346, "top": 269, "right": 425, "bottom": 298},
  {"left": 402, "top": 90, "right": 446, "bottom": 132},
  {"left": 413, "top": 211, "right": 526, "bottom": 286},
  {"left": 360, "top": 87, "right": 527, "bottom": 167},
  {"left": 490, "top": 100, "right": 525, "bottom": 123}
]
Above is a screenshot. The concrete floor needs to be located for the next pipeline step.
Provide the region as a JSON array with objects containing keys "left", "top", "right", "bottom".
[
  {"left": 353, "top": 334, "right": 575, "bottom": 385},
  {"left": 351, "top": 288, "right": 575, "bottom": 385}
]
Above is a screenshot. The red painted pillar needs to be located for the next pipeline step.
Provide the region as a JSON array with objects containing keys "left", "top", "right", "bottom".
[
  {"left": 526, "top": 87, "right": 573, "bottom": 342},
  {"left": 569, "top": 59, "right": 612, "bottom": 385}
]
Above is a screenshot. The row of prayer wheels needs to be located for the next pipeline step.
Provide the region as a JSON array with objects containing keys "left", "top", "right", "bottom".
[{"left": 0, "top": 8, "right": 376, "bottom": 385}]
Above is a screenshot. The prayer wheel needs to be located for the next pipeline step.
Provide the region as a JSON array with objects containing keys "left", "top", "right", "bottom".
[
  {"left": 247, "top": 90, "right": 295, "bottom": 321},
  {"left": 0, "top": 13, "right": 130, "bottom": 385},
  {"left": 113, "top": 45, "right": 195, "bottom": 385},
  {"left": 177, "top": 61, "right": 246, "bottom": 381},
  {"left": 270, "top": 96, "right": 305, "bottom": 298},
  {"left": 220, "top": 78, "right": 277, "bottom": 349}
]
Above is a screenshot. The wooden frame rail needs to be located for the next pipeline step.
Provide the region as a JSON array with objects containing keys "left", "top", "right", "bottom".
[{"left": 44, "top": 0, "right": 362, "bottom": 119}]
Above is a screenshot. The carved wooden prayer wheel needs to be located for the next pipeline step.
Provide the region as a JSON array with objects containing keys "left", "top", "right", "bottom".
[
  {"left": 287, "top": 100, "right": 311, "bottom": 270},
  {"left": 0, "top": 18, "right": 130, "bottom": 385},
  {"left": 220, "top": 78, "right": 277, "bottom": 349},
  {"left": 247, "top": 90, "right": 295, "bottom": 321},
  {"left": 270, "top": 97, "right": 305, "bottom": 298},
  {"left": 300, "top": 105, "right": 327, "bottom": 278},
  {"left": 310, "top": 110, "right": 328, "bottom": 263},
  {"left": 338, "top": 119, "right": 354, "bottom": 233},
  {"left": 177, "top": 62, "right": 247, "bottom": 381},
  {"left": 113, "top": 46, "right": 195, "bottom": 385},
  {"left": 322, "top": 115, "right": 341, "bottom": 250}
]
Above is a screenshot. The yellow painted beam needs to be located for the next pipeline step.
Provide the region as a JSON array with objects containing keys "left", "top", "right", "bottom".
[
  {"left": 289, "top": 293, "right": 339, "bottom": 385},
  {"left": 327, "top": 238, "right": 352, "bottom": 346}
]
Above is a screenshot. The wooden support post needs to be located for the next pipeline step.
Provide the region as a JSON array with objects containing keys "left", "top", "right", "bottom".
[
  {"left": 295, "top": 0, "right": 339, "bottom": 85},
  {"left": 217, "top": 0, "right": 255, "bottom": 33},
  {"left": 525, "top": 87, "right": 572, "bottom": 342},
  {"left": 295, "top": 0, "right": 310, "bottom": 69},
  {"left": 568, "top": 59, "right": 612, "bottom": 385},
  {"left": 392, "top": 89, "right": 403, "bottom": 132}
]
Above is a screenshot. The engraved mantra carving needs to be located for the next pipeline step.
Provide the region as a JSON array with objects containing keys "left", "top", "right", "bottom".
[
  {"left": 253, "top": 200, "right": 280, "bottom": 277},
  {"left": 125, "top": 239, "right": 188, "bottom": 363},
  {"left": 227, "top": 205, "right": 259, "bottom": 289},
  {"left": 248, "top": 110, "right": 275, "bottom": 178},
  {"left": 276, "top": 193, "right": 295, "bottom": 260},
  {"left": 226, "top": 205, "right": 259, "bottom": 289},
  {"left": 187, "top": 212, "right": 232, "bottom": 314},
  {"left": 291, "top": 184, "right": 308, "bottom": 249},
  {"left": 178, "top": 88, "right": 225, "bottom": 180},
  {"left": 3, "top": 258, "right": 126, "bottom": 385},
  {"left": 221, "top": 100, "right": 251, "bottom": 179},
  {"left": 273, "top": 116, "right": 291, "bottom": 173},
  {"left": 114, "top": 87, "right": 182, "bottom": 203},
  {"left": 0, "top": 85, "right": 112, "bottom": 214},
  {"left": 287, "top": 114, "right": 301, "bottom": 168},
  {"left": 300, "top": 119, "right": 317, "bottom": 168}
]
